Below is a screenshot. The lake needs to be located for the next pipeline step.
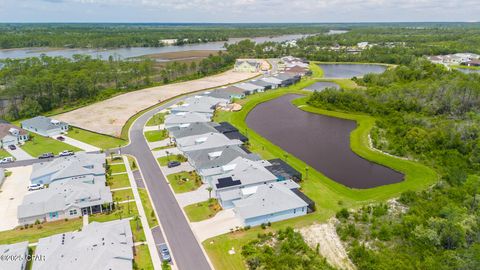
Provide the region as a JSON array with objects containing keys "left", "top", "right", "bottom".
[
  {"left": 304, "top": 81, "right": 340, "bottom": 92},
  {"left": 319, "top": 63, "right": 387, "bottom": 78},
  {"left": 246, "top": 94, "right": 404, "bottom": 189},
  {"left": 0, "top": 34, "right": 308, "bottom": 60}
]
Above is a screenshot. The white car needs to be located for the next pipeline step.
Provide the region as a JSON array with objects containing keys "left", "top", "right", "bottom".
[
  {"left": 0, "top": 157, "right": 14, "bottom": 164},
  {"left": 58, "top": 150, "right": 74, "bottom": 157},
  {"left": 28, "top": 184, "right": 45, "bottom": 191}
]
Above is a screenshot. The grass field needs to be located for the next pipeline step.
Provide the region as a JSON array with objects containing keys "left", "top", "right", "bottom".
[
  {"left": 112, "top": 188, "right": 135, "bottom": 202},
  {"left": 138, "top": 188, "right": 159, "bottom": 228},
  {"left": 134, "top": 244, "right": 154, "bottom": 270},
  {"left": 67, "top": 127, "right": 127, "bottom": 149},
  {"left": 0, "top": 148, "right": 10, "bottom": 158},
  {"left": 157, "top": 154, "right": 187, "bottom": 166},
  {"left": 184, "top": 199, "right": 221, "bottom": 222},
  {"left": 21, "top": 134, "right": 81, "bottom": 157},
  {"left": 144, "top": 130, "right": 169, "bottom": 142},
  {"left": 166, "top": 171, "right": 202, "bottom": 193},
  {"left": 108, "top": 173, "right": 131, "bottom": 189},
  {"left": 205, "top": 63, "right": 438, "bottom": 270},
  {"left": 110, "top": 163, "right": 127, "bottom": 174},
  {"left": 146, "top": 112, "right": 167, "bottom": 126}
]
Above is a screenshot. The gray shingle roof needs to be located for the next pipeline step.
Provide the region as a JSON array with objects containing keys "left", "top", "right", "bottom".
[
  {"left": 176, "top": 132, "right": 243, "bottom": 153},
  {"left": 164, "top": 112, "right": 210, "bottom": 127},
  {"left": 0, "top": 241, "right": 29, "bottom": 270},
  {"left": 33, "top": 220, "right": 133, "bottom": 270},
  {"left": 169, "top": 122, "right": 219, "bottom": 139},
  {"left": 233, "top": 182, "right": 307, "bottom": 220},
  {"left": 188, "top": 145, "right": 260, "bottom": 171},
  {"left": 21, "top": 116, "right": 67, "bottom": 131}
]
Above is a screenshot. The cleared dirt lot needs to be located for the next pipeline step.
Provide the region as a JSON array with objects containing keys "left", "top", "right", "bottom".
[
  {"left": 0, "top": 166, "right": 32, "bottom": 231},
  {"left": 56, "top": 69, "right": 259, "bottom": 137}
]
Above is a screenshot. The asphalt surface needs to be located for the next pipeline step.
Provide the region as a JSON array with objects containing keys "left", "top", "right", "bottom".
[{"left": 122, "top": 95, "right": 212, "bottom": 270}]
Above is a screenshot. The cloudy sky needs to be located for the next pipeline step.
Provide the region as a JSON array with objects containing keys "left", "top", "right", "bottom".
[{"left": 1, "top": 0, "right": 479, "bottom": 23}]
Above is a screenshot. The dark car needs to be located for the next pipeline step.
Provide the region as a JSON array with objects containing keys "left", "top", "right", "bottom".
[
  {"left": 56, "top": 136, "right": 65, "bottom": 141},
  {"left": 167, "top": 161, "right": 181, "bottom": 168},
  {"left": 8, "top": 144, "right": 16, "bottom": 150},
  {"left": 159, "top": 243, "right": 171, "bottom": 262},
  {"left": 38, "top": 152, "right": 54, "bottom": 159}
]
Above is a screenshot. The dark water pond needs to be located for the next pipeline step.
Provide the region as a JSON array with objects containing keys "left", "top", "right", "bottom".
[
  {"left": 246, "top": 94, "right": 404, "bottom": 189},
  {"left": 304, "top": 82, "right": 340, "bottom": 92},
  {"left": 319, "top": 63, "right": 387, "bottom": 78},
  {"left": 457, "top": 68, "right": 480, "bottom": 74}
]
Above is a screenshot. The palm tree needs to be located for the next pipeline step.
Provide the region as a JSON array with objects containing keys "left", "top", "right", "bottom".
[
  {"left": 207, "top": 186, "right": 213, "bottom": 199},
  {"left": 133, "top": 215, "right": 141, "bottom": 231}
]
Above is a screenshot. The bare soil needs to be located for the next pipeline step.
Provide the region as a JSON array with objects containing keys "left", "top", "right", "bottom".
[{"left": 55, "top": 69, "right": 259, "bottom": 136}]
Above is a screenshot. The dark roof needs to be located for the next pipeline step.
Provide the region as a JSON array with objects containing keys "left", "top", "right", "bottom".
[
  {"left": 216, "top": 177, "right": 242, "bottom": 189},
  {"left": 222, "top": 86, "right": 247, "bottom": 95},
  {"left": 214, "top": 122, "right": 238, "bottom": 134},
  {"left": 266, "top": 158, "right": 302, "bottom": 181},
  {"left": 249, "top": 80, "right": 275, "bottom": 88},
  {"left": 291, "top": 188, "right": 315, "bottom": 212},
  {"left": 240, "top": 145, "right": 252, "bottom": 154},
  {"left": 224, "top": 131, "right": 248, "bottom": 142},
  {"left": 204, "top": 90, "right": 233, "bottom": 100}
]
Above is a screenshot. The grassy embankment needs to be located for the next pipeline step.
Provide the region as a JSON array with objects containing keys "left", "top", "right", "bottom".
[
  {"left": 67, "top": 127, "right": 127, "bottom": 149},
  {"left": 203, "top": 63, "right": 438, "bottom": 270}
]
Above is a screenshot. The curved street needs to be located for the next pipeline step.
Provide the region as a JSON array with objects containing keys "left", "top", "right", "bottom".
[{"left": 122, "top": 94, "right": 212, "bottom": 270}]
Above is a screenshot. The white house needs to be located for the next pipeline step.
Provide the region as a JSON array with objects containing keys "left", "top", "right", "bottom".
[
  {"left": 234, "top": 60, "right": 260, "bottom": 73},
  {"left": 0, "top": 123, "right": 29, "bottom": 147},
  {"left": 21, "top": 116, "right": 68, "bottom": 137}
]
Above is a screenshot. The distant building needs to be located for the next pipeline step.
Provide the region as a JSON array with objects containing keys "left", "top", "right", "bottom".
[
  {"left": 170, "top": 96, "right": 228, "bottom": 117},
  {"left": 21, "top": 116, "right": 68, "bottom": 137},
  {"left": 234, "top": 60, "right": 260, "bottom": 73},
  {"left": 0, "top": 123, "right": 29, "bottom": 147},
  {"left": 33, "top": 220, "right": 133, "bottom": 270},
  {"left": 159, "top": 39, "right": 178, "bottom": 45},
  {"left": 0, "top": 241, "right": 29, "bottom": 270},
  {"left": 234, "top": 82, "right": 265, "bottom": 95},
  {"left": 164, "top": 112, "right": 211, "bottom": 129}
]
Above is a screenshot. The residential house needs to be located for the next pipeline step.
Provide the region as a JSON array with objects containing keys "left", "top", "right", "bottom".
[
  {"left": 214, "top": 122, "right": 248, "bottom": 142},
  {"left": 285, "top": 65, "right": 311, "bottom": 76},
  {"left": 249, "top": 79, "right": 277, "bottom": 90},
  {"left": 234, "top": 60, "right": 260, "bottom": 73},
  {"left": 30, "top": 152, "right": 106, "bottom": 185},
  {"left": 465, "top": 59, "right": 480, "bottom": 67},
  {"left": 32, "top": 220, "right": 133, "bottom": 270},
  {"left": 234, "top": 82, "right": 265, "bottom": 95},
  {"left": 203, "top": 90, "right": 236, "bottom": 101},
  {"left": 233, "top": 182, "right": 308, "bottom": 226},
  {"left": 170, "top": 96, "right": 228, "bottom": 117},
  {"left": 21, "top": 116, "right": 68, "bottom": 137},
  {"left": 18, "top": 175, "right": 112, "bottom": 225},
  {"left": 273, "top": 73, "right": 300, "bottom": 87},
  {"left": 220, "top": 86, "right": 248, "bottom": 99},
  {"left": 0, "top": 241, "right": 29, "bottom": 270},
  {"left": 187, "top": 145, "right": 260, "bottom": 174},
  {"left": 169, "top": 122, "right": 219, "bottom": 140},
  {"left": 260, "top": 77, "right": 283, "bottom": 88},
  {"left": 0, "top": 123, "right": 29, "bottom": 147},
  {"left": 176, "top": 132, "right": 243, "bottom": 153},
  {"left": 265, "top": 158, "right": 302, "bottom": 182},
  {"left": 164, "top": 112, "right": 211, "bottom": 129}
]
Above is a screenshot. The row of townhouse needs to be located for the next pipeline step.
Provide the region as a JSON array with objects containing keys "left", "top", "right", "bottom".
[
  {"left": 0, "top": 219, "right": 134, "bottom": 270},
  {"left": 162, "top": 59, "right": 315, "bottom": 227},
  {"left": 17, "top": 152, "right": 114, "bottom": 225}
]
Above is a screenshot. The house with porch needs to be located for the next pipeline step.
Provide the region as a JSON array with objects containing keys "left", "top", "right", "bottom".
[
  {"left": 21, "top": 116, "right": 68, "bottom": 137},
  {"left": 32, "top": 220, "right": 133, "bottom": 270},
  {"left": 0, "top": 123, "right": 29, "bottom": 147}
]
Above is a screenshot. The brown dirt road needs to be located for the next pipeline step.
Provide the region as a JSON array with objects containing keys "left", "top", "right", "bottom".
[{"left": 55, "top": 69, "right": 259, "bottom": 137}]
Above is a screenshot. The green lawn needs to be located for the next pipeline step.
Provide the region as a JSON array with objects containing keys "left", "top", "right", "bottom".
[
  {"left": 112, "top": 188, "right": 135, "bottom": 202},
  {"left": 206, "top": 63, "right": 438, "bottom": 270},
  {"left": 134, "top": 244, "right": 154, "bottom": 270},
  {"left": 151, "top": 145, "right": 175, "bottom": 151},
  {"left": 138, "top": 188, "right": 159, "bottom": 228},
  {"left": 130, "top": 219, "right": 146, "bottom": 242},
  {"left": 184, "top": 199, "right": 221, "bottom": 222},
  {"left": 108, "top": 173, "right": 131, "bottom": 189},
  {"left": 0, "top": 148, "right": 10, "bottom": 158},
  {"left": 0, "top": 219, "right": 83, "bottom": 245},
  {"left": 89, "top": 203, "right": 139, "bottom": 223},
  {"left": 146, "top": 112, "right": 167, "bottom": 126},
  {"left": 157, "top": 154, "right": 187, "bottom": 166},
  {"left": 144, "top": 130, "right": 169, "bottom": 142},
  {"left": 67, "top": 127, "right": 127, "bottom": 150},
  {"left": 21, "top": 134, "right": 81, "bottom": 157},
  {"left": 110, "top": 163, "right": 127, "bottom": 174},
  {"left": 167, "top": 171, "right": 202, "bottom": 193}
]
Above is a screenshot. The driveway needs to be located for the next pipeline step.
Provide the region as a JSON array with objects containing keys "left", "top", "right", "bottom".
[
  {"left": 6, "top": 147, "right": 33, "bottom": 161},
  {"left": 61, "top": 136, "right": 101, "bottom": 152},
  {"left": 175, "top": 184, "right": 210, "bottom": 207},
  {"left": 148, "top": 138, "right": 172, "bottom": 150},
  {"left": 153, "top": 147, "right": 182, "bottom": 158},
  {"left": 161, "top": 162, "right": 194, "bottom": 175},
  {"left": 190, "top": 209, "right": 244, "bottom": 242},
  {"left": 0, "top": 165, "right": 32, "bottom": 231},
  {"left": 144, "top": 125, "right": 165, "bottom": 132}
]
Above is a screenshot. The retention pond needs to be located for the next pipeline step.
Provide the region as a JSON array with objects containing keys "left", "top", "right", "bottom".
[{"left": 246, "top": 94, "right": 404, "bottom": 189}]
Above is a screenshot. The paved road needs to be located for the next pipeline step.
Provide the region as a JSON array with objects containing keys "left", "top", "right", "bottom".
[{"left": 122, "top": 95, "right": 212, "bottom": 270}]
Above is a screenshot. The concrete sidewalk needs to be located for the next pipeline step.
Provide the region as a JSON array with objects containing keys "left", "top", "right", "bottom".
[
  {"left": 123, "top": 156, "right": 163, "bottom": 270},
  {"left": 61, "top": 135, "right": 101, "bottom": 152},
  {"left": 153, "top": 147, "right": 181, "bottom": 158},
  {"left": 160, "top": 162, "right": 194, "bottom": 175},
  {"left": 148, "top": 138, "right": 171, "bottom": 150},
  {"left": 6, "top": 146, "right": 33, "bottom": 161}
]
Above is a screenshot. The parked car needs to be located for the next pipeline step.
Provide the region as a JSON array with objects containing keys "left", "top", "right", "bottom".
[
  {"left": 56, "top": 136, "right": 65, "bottom": 141},
  {"left": 38, "top": 152, "right": 54, "bottom": 159},
  {"left": 28, "top": 183, "right": 45, "bottom": 191},
  {"left": 167, "top": 161, "right": 181, "bottom": 168},
  {"left": 58, "top": 150, "right": 74, "bottom": 157},
  {"left": 8, "top": 144, "right": 16, "bottom": 150},
  {"left": 159, "top": 243, "right": 171, "bottom": 262},
  {"left": 0, "top": 156, "right": 14, "bottom": 164}
]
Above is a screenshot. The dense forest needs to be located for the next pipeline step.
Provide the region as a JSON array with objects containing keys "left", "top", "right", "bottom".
[
  {"left": 307, "top": 60, "right": 480, "bottom": 269},
  {"left": 0, "top": 23, "right": 327, "bottom": 49}
]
